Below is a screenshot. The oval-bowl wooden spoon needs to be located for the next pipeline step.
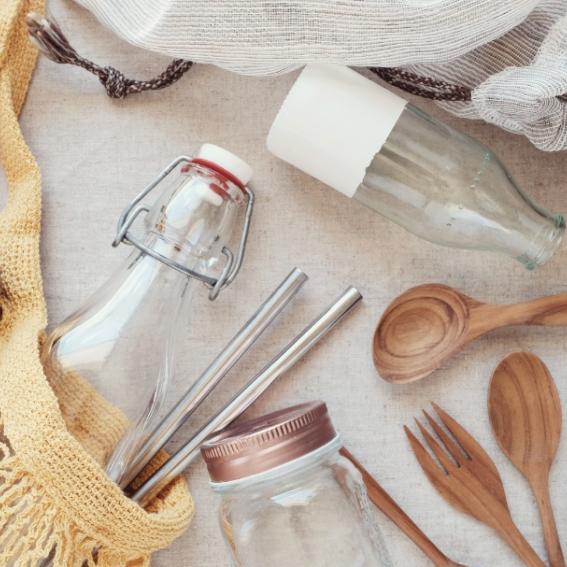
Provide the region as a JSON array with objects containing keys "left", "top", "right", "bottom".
[
  {"left": 373, "top": 283, "right": 567, "bottom": 383},
  {"left": 489, "top": 352, "right": 564, "bottom": 567}
]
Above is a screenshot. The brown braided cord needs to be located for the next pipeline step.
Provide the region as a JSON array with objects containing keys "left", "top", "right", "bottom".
[
  {"left": 370, "top": 67, "right": 472, "bottom": 101},
  {"left": 26, "top": 12, "right": 193, "bottom": 99},
  {"left": 372, "top": 67, "right": 567, "bottom": 104}
]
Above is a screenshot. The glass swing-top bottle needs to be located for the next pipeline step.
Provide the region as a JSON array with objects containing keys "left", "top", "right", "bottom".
[
  {"left": 268, "top": 64, "right": 564, "bottom": 269},
  {"left": 42, "top": 144, "right": 254, "bottom": 483}
]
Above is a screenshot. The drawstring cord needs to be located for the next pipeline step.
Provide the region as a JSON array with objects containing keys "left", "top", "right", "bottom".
[
  {"left": 26, "top": 12, "right": 193, "bottom": 99},
  {"left": 370, "top": 67, "right": 472, "bottom": 102}
]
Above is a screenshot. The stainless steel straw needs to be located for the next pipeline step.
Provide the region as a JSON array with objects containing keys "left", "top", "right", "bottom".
[
  {"left": 131, "top": 286, "right": 362, "bottom": 506},
  {"left": 115, "top": 267, "right": 308, "bottom": 487}
]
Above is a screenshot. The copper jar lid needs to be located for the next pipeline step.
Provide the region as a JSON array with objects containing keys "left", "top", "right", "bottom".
[{"left": 201, "top": 401, "right": 337, "bottom": 483}]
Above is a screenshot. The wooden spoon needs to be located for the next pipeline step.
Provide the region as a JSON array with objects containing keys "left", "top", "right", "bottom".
[
  {"left": 489, "top": 352, "right": 564, "bottom": 567},
  {"left": 373, "top": 283, "right": 567, "bottom": 383}
]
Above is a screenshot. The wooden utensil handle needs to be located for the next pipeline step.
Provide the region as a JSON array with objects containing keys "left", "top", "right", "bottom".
[
  {"left": 340, "top": 448, "right": 465, "bottom": 567},
  {"left": 504, "top": 293, "right": 567, "bottom": 327},
  {"left": 494, "top": 513, "right": 546, "bottom": 567},
  {"left": 470, "top": 293, "right": 567, "bottom": 338},
  {"left": 533, "top": 476, "right": 566, "bottom": 567}
]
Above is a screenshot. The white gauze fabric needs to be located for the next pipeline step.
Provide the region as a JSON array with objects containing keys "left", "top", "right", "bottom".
[{"left": 74, "top": 0, "right": 567, "bottom": 151}]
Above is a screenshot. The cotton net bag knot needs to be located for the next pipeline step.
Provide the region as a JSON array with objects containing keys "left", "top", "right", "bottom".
[
  {"left": 407, "top": 1, "right": 567, "bottom": 151},
  {"left": 470, "top": 14, "right": 567, "bottom": 151},
  {"left": 74, "top": 0, "right": 567, "bottom": 150}
]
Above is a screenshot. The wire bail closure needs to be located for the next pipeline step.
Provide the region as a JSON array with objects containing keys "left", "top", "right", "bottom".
[{"left": 112, "top": 156, "right": 255, "bottom": 301}]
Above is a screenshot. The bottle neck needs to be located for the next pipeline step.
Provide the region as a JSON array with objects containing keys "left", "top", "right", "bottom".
[
  {"left": 514, "top": 212, "right": 564, "bottom": 270},
  {"left": 144, "top": 231, "right": 206, "bottom": 271},
  {"left": 142, "top": 163, "right": 243, "bottom": 282}
]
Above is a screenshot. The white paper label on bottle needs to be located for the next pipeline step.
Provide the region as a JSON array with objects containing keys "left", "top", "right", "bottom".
[{"left": 267, "top": 65, "right": 407, "bottom": 198}]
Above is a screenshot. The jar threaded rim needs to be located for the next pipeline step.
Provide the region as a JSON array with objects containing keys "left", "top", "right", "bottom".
[{"left": 201, "top": 401, "right": 336, "bottom": 483}]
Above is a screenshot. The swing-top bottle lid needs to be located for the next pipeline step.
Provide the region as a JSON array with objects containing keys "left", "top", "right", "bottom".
[
  {"left": 267, "top": 64, "right": 407, "bottom": 198},
  {"left": 194, "top": 143, "right": 253, "bottom": 188}
]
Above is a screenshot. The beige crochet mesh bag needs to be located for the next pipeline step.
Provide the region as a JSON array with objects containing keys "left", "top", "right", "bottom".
[{"left": 0, "top": 1, "right": 193, "bottom": 565}]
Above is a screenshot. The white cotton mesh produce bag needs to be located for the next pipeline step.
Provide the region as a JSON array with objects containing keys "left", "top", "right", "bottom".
[{"left": 74, "top": 0, "right": 567, "bottom": 151}]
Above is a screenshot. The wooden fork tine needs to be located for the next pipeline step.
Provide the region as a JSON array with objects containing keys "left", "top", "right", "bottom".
[
  {"left": 404, "top": 426, "right": 447, "bottom": 480},
  {"left": 423, "top": 410, "right": 464, "bottom": 465},
  {"left": 431, "top": 403, "right": 509, "bottom": 508},
  {"left": 414, "top": 419, "right": 456, "bottom": 474},
  {"left": 432, "top": 403, "right": 486, "bottom": 461}
]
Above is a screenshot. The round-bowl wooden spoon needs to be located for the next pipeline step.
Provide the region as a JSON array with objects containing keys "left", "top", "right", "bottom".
[
  {"left": 489, "top": 352, "right": 564, "bottom": 567},
  {"left": 373, "top": 283, "right": 567, "bottom": 383}
]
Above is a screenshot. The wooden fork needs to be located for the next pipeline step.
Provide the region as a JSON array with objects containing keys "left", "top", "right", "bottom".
[{"left": 405, "top": 403, "right": 545, "bottom": 567}]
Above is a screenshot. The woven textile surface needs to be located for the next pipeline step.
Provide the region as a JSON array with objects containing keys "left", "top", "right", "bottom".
[
  {"left": 23, "top": 1, "right": 567, "bottom": 565},
  {"left": 0, "top": 1, "right": 193, "bottom": 565},
  {"left": 72, "top": 0, "right": 567, "bottom": 151}
]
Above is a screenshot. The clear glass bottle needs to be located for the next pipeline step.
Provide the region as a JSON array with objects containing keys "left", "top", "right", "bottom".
[
  {"left": 268, "top": 64, "right": 564, "bottom": 269},
  {"left": 201, "top": 401, "right": 392, "bottom": 567},
  {"left": 42, "top": 144, "right": 254, "bottom": 483}
]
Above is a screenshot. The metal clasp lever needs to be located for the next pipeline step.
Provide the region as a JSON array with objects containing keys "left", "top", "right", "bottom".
[{"left": 112, "top": 155, "right": 255, "bottom": 301}]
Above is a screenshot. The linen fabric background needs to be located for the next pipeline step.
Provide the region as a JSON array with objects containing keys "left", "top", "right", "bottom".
[
  {"left": 22, "top": 1, "right": 567, "bottom": 565},
  {"left": 70, "top": 0, "right": 567, "bottom": 151}
]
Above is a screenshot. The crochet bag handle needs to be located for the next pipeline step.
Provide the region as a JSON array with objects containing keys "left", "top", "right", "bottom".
[{"left": 0, "top": 3, "right": 193, "bottom": 565}]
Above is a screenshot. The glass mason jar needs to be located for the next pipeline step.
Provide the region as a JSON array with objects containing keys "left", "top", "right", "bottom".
[
  {"left": 201, "top": 401, "right": 393, "bottom": 567},
  {"left": 42, "top": 144, "right": 253, "bottom": 483},
  {"left": 268, "top": 64, "right": 565, "bottom": 270}
]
